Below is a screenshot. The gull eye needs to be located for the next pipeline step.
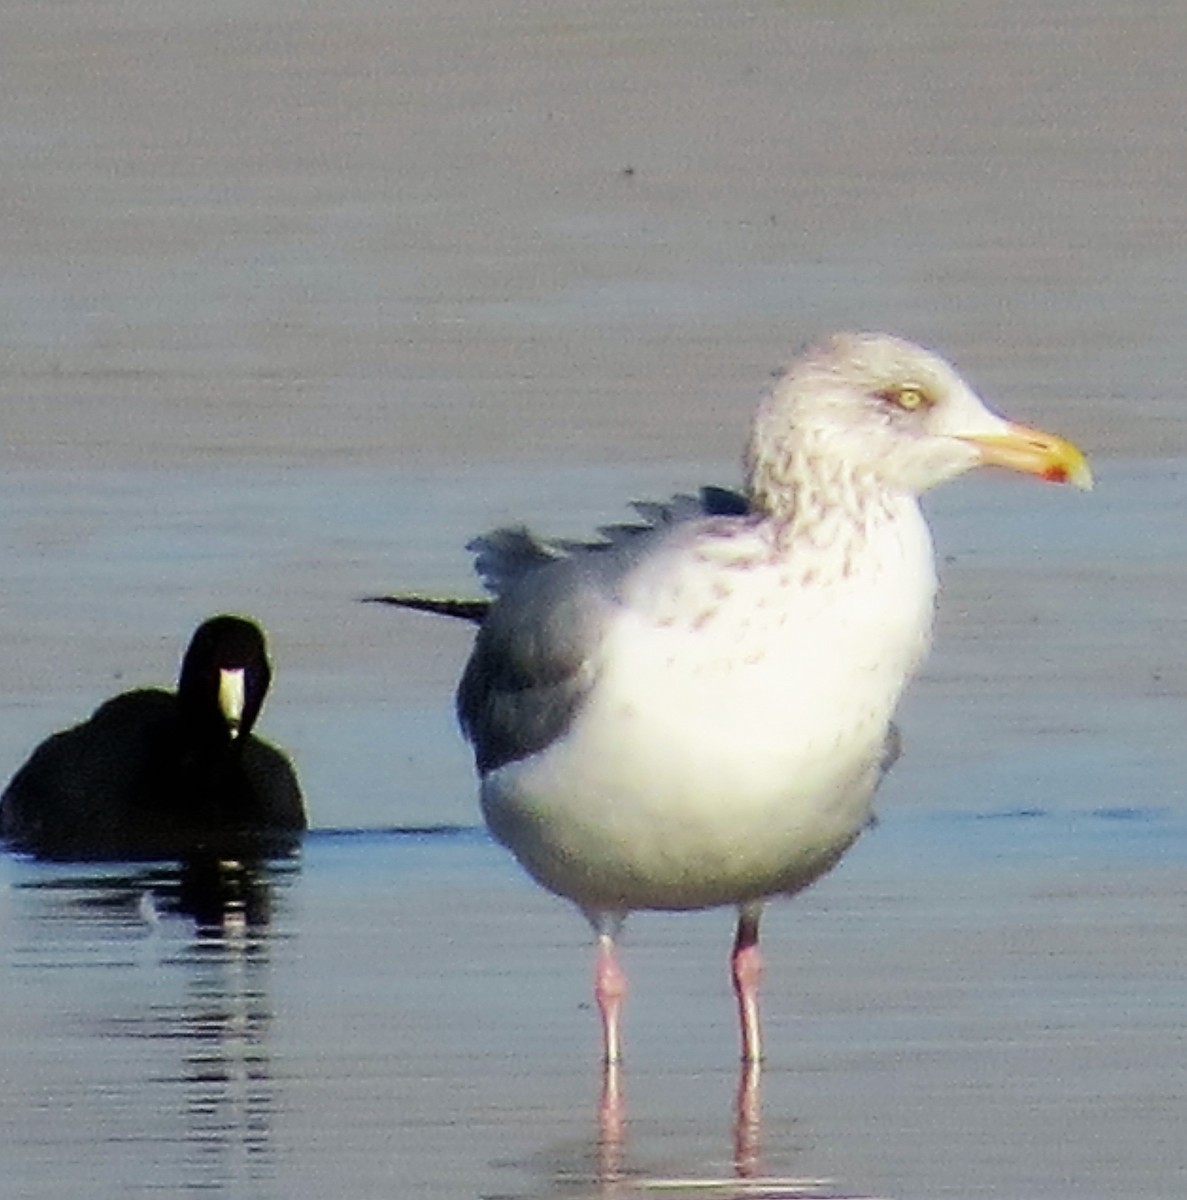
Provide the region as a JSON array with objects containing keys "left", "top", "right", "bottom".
[{"left": 880, "top": 385, "right": 930, "bottom": 413}]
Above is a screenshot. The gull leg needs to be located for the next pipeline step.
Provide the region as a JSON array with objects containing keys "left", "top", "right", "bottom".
[
  {"left": 595, "top": 930, "right": 627, "bottom": 1065},
  {"left": 731, "top": 904, "right": 764, "bottom": 1064},
  {"left": 587, "top": 912, "right": 628, "bottom": 1166}
]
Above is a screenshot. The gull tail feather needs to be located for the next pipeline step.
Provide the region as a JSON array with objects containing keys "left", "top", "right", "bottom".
[
  {"left": 363, "top": 595, "right": 490, "bottom": 623},
  {"left": 365, "top": 487, "right": 749, "bottom": 623}
]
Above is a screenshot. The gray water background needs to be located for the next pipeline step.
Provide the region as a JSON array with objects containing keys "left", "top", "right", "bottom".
[{"left": 2, "top": 2, "right": 1186, "bottom": 1197}]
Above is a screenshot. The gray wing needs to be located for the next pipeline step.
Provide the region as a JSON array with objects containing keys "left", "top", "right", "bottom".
[
  {"left": 880, "top": 721, "right": 903, "bottom": 776},
  {"left": 455, "top": 491, "right": 751, "bottom": 774},
  {"left": 366, "top": 487, "right": 751, "bottom": 776},
  {"left": 457, "top": 546, "right": 624, "bottom": 774},
  {"left": 363, "top": 488, "right": 749, "bottom": 628}
]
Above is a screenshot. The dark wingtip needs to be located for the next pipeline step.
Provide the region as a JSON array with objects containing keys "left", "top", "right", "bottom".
[
  {"left": 700, "top": 485, "right": 749, "bottom": 516},
  {"left": 361, "top": 595, "right": 490, "bottom": 624}
]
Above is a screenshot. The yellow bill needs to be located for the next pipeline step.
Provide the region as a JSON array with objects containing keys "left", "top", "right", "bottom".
[{"left": 960, "top": 422, "right": 1093, "bottom": 490}]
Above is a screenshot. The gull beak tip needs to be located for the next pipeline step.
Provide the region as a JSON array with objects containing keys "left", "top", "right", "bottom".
[
  {"left": 1046, "top": 447, "right": 1093, "bottom": 492},
  {"left": 964, "top": 423, "right": 1093, "bottom": 493}
]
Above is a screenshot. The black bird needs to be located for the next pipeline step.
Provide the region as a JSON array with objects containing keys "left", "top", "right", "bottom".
[{"left": 0, "top": 615, "right": 306, "bottom": 861}]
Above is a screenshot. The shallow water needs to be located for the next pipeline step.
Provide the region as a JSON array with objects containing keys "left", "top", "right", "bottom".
[
  {"left": 1, "top": 458, "right": 1184, "bottom": 1200},
  {"left": 2, "top": 0, "right": 1187, "bottom": 1196},
  {"left": 2, "top": 812, "right": 1186, "bottom": 1200}
]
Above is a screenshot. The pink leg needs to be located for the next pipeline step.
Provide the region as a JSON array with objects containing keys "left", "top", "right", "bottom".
[
  {"left": 595, "top": 931, "right": 627, "bottom": 1064},
  {"left": 732, "top": 1056, "right": 763, "bottom": 1178},
  {"left": 731, "top": 906, "right": 764, "bottom": 1064}
]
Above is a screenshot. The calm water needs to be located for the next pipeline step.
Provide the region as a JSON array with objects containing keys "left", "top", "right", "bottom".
[
  {"left": 2, "top": 814, "right": 1186, "bottom": 1200},
  {"left": 2, "top": 1, "right": 1187, "bottom": 1196}
]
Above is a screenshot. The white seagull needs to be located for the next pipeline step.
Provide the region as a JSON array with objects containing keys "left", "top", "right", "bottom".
[{"left": 376, "top": 332, "right": 1091, "bottom": 1065}]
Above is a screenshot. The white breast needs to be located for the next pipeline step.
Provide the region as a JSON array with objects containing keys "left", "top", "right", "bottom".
[{"left": 482, "top": 499, "right": 937, "bottom": 913}]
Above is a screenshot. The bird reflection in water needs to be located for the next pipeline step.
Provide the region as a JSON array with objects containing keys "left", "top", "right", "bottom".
[
  {"left": 163, "top": 854, "right": 282, "bottom": 931},
  {"left": 593, "top": 1060, "right": 871, "bottom": 1198},
  {"left": 15, "top": 854, "right": 293, "bottom": 1193},
  {"left": 597, "top": 1059, "right": 626, "bottom": 1182},
  {"left": 594, "top": 1058, "right": 763, "bottom": 1188},
  {"left": 732, "top": 1058, "right": 762, "bottom": 1180},
  {"left": 19, "top": 852, "right": 296, "bottom": 931},
  {"left": 169, "top": 869, "right": 277, "bottom": 1192}
]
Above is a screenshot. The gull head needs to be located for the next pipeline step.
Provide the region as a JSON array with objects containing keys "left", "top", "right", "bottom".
[{"left": 745, "top": 333, "right": 1092, "bottom": 514}]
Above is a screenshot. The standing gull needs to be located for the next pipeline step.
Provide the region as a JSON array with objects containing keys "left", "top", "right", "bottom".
[{"left": 376, "top": 333, "right": 1091, "bottom": 1064}]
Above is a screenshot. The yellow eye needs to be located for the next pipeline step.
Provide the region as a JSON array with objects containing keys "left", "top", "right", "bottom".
[{"left": 889, "top": 385, "right": 928, "bottom": 412}]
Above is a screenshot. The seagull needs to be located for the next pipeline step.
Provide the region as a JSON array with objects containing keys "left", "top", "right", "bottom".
[
  {"left": 373, "top": 333, "right": 1091, "bottom": 1064},
  {"left": 0, "top": 615, "right": 306, "bottom": 861}
]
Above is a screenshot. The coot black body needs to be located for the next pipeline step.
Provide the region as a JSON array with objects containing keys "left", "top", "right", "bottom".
[{"left": 0, "top": 616, "right": 306, "bottom": 861}]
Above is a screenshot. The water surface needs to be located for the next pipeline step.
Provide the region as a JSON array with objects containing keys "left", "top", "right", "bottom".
[{"left": 1, "top": 1, "right": 1186, "bottom": 1196}]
